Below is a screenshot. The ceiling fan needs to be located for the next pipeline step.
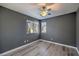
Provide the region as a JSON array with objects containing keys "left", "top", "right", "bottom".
[
  {"left": 38, "top": 3, "right": 55, "bottom": 16},
  {"left": 32, "top": 3, "right": 60, "bottom": 17}
]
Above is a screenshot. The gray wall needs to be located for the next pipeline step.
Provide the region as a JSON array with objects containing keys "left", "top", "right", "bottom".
[
  {"left": 76, "top": 8, "right": 79, "bottom": 50},
  {"left": 41, "top": 13, "right": 76, "bottom": 46},
  {"left": 0, "top": 6, "right": 77, "bottom": 54},
  {"left": 39, "top": 20, "right": 41, "bottom": 39},
  {"left": 0, "top": 6, "right": 39, "bottom": 53},
  {"left": 0, "top": 12, "right": 1, "bottom": 53}
]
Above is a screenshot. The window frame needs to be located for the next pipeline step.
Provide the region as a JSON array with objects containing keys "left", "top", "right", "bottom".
[{"left": 26, "top": 20, "right": 39, "bottom": 34}]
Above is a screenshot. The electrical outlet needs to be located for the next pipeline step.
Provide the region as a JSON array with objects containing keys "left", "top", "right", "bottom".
[
  {"left": 24, "top": 40, "right": 29, "bottom": 43},
  {"left": 24, "top": 40, "right": 26, "bottom": 43},
  {"left": 27, "top": 40, "right": 28, "bottom": 42}
]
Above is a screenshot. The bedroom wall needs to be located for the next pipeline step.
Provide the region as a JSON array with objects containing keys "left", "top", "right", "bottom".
[
  {"left": 76, "top": 8, "right": 79, "bottom": 50},
  {"left": 41, "top": 13, "right": 76, "bottom": 46},
  {"left": 0, "top": 12, "right": 1, "bottom": 53},
  {"left": 0, "top": 6, "right": 39, "bottom": 53},
  {"left": 0, "top": 5, "right": 77, "bottom": 54}
]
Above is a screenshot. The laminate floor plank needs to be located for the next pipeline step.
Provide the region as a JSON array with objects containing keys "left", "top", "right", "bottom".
[{"left": 4, "top": 41, "right": 78, "bottom": 56}]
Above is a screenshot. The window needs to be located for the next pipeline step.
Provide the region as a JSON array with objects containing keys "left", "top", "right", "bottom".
[
  {"left": 41, "top": 22, "right": 46, "bottom": 33},
  {"left": 27, "top": 20, "right": 39, "bottom": 34}
]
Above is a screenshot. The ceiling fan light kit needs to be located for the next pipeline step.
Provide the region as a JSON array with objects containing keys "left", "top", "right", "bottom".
[
  {"left": 40, "top": 10, "right": 48, "bottom": 16},
  {"left": 40, "top": 6, "right": 48, "bottom": 16},
  {"left": 39, "top": 3, "right": 53, "bottom": 17}
]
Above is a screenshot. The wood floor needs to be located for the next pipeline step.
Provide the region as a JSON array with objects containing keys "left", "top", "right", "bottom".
[{"left": 2, "top": 41, "right": 79, "bottom": 56}]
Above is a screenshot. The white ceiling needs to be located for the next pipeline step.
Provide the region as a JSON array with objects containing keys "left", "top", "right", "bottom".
[{"left": 0, "top": 3, "right": 79, "bottom": 20}]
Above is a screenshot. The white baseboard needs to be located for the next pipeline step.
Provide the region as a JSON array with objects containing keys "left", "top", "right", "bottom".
[
  {"left": 0, "top": 39, "right": 40, "bottom": 56},
  {"left": 1, "top": 39, "right": 79, "bottom": 56},
  {"left": 39, "top": 39, "right": 79, "bottom": 55},
  {"left": 75, "top": 48, "right": 79, "bottom": 55},
  {"left": 40, "top": 39, "right": 76, "bottom": 49}
]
